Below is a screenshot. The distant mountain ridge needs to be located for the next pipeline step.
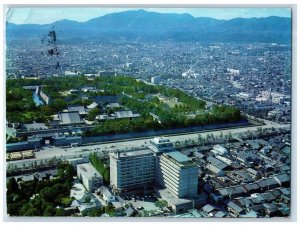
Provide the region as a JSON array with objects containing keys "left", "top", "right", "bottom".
[{"left": 6, "top": 9, "right": 291, "bottom": 44}]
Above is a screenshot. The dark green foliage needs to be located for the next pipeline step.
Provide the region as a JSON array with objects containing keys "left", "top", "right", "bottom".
[
  {"left": 7, "top": 200, "right": 27, "bottom": 216},
  {"left": 85, "top": 116, "right": 160, "bottom": 137},
  {"left": 55, "top": 208, "right": 66, "bottom": 216},
  {"left": 6, "top": 162, "right": 76, "bottom": 216},
  {"left": 6, "top": 85, "right": 38, "bottom": 123},
  {"left": 86, "top": 107, "right": 100, "bottom": 121},
  {"left": 6, "top": 136, "right": 27, "bottom": 144},
  {"left": 89, "top": 153, "right": 110, "bottom": 184},
  {"left": 23, "top": 207, "right": 40, "bottom": 216},
  {"left": 155, "top": 200, "right": 168, "bottom": 208},
  {"left": 104, "top": 204, "right": 116, "bottom": 216},
  {"left": 48, "top": 98, "right": 67, "bottom": 113},
  {"left": 103, "top": 170, "right": 110, "bottom": 185},
  {"left": 7, "top": 177, "right": 20, "bottom": 194},
  {"left": 43, "top": 205, "right": 56, "bottom": 216},
  {"left": 39, "top": 183, "right": 70, "bottom": 202},
  {"left": 7, "top": 76, "right": 242, "bottom": 136},
  {"left": 57, "top": 163, "right": 76, "bottom": 183},
  {"left": 86, "top": 207, "right": 105, "bottom": 217}
]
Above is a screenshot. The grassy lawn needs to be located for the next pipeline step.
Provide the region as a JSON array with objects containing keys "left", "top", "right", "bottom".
[{"left": 154, "top": 94, "right": 185, "bottom": 108}]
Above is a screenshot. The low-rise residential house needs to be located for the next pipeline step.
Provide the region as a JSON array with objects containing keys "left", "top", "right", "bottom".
[
  {"left": 210, "top": 192, "right": 223, "bottom": 203},
  {"left": 256, "top": 177, "right": 278, "bottom": 191},
  {"left": 279, "top": 145, "right": 291, "bottom": 156},
  {"left": 202, "top": 204, "right": 217, "bottom": 216},
  {"left": 206, "top": 164, "right": 225, "bottom": 176},
  {"left": 125, "top": 207, "right": 135, "bottom": 217},
  {"left": 263, "top": 203, "right": 280, "bottom": 217},
  {"left": 243, "top": 183, "right": 260, "bottom": 194},
  {"left": 274, "top": 174, "right": 290, "bottom": 187},
  {"left": 250, "top": 193, "right": 265, "bottom": 203},
  {"left": 212, "top": 145, "right": 228, "bottom": 156},
  {"left": 261, "top": 192, "right": 276, "bottom": 202},
  {"left": 246, "top": 168, "right": 259, "bottom": 178},
  {"left": 227, "top": 201, "right": 244, "bottom": 217},
  {"left": 214, "top": 211, "right": 227, "bottom": 218},
  {"left": 207, "top": 156, "right": 229, "bottom": 170},
  {"left": 78, "top": 202, "right": 99, "bottom": 215}
]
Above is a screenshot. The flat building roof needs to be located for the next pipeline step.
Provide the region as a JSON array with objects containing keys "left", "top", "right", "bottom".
[
  {"left": 77, "top": 163, "right": 102, "bottom": 179},
  {"left": 111, "top": 148, "right": 154, "bottom": 159},
  {"left": 166, "top": 151, "right": 191, "bottom": 163}
]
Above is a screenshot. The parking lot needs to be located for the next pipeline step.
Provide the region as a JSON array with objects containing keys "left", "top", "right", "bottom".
[{"left": 126, "top": 196, "right": 160, "bottom": 212}]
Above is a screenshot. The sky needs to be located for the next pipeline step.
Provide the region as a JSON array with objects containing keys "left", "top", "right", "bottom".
[{"left": 6, "top": 7, "right": 291, "bottom": 25}]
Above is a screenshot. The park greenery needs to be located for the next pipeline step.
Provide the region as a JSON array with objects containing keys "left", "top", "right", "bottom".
[
  {"left": 82, "top": 204, "right": 116, "bottom": 217},
  {"left": 7, "top": 76, "right": 242, "bottom": 136},
  {"left": 155, "top": 200, "right": 168, "bottom": 209},
  {"left": 89, "top": 152, "right": 110, "bottom": 184},
  {"left": 6, "top": 162, "right": 76, "bottom": 216}
]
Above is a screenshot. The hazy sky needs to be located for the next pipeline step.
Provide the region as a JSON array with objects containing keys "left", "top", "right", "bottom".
[{"left": 6, "top": 7, "right": 291, "bottom": 25}]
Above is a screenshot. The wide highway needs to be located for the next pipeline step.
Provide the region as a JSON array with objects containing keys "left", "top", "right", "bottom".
[{"left": 7, "top": 118, "right": 290, "bottom": 171}]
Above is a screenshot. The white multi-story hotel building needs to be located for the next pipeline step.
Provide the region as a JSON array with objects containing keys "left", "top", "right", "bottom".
[
  {"left": 155, "top": 151, "right": 198, "bottom": 198},
  {"left": 109, "top": 137, "right": 200, "bottom": 213},
  {"left": 110, "top": 137, "right": 198, "bottom": 200},
  {"left": 109, "top": 149, "right": 156, "bottom": 193}
]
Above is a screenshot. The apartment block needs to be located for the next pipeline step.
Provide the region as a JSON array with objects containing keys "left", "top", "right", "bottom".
[
  {"left": 156, "top": 151, "right": 198, "bottom": 198},
  {"left": 110, "top": 149, "right": 156, "bottom": 193}
]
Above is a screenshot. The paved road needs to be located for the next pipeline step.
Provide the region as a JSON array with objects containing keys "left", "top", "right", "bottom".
[{"left": 7, "top": 119, "right": 290, "bottom": 170}]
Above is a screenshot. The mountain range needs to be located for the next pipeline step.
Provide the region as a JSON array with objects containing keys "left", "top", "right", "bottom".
[{"left": 6, "top": 9, "right": 292, "bottom": 44}]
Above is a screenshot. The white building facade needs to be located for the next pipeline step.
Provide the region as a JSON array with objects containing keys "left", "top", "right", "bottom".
[
  {"left": 155, "top": 151, "right": 198, "bottom": 198},
  {"left": 77, "top": 163, "right": 103, "bottom": 192},
  {"left": 110, "top": 149, "right": 156, "bottom": 193}
]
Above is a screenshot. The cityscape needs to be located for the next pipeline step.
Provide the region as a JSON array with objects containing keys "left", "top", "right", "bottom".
[{"left": 5, "top": 7, "right": 292, "bottom": 218}]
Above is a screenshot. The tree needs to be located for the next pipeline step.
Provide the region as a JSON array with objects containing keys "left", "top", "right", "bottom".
[
  {"left": 49, "top": 98, "right": 67, "bottom": 112},
  {"left": 206, "top": 134, "right": 210, "bottom": 142},
  {"left": 89, "top": 153, "right": 110, "bottom": 184},
  {"left": 30, "top": 196, "right": 43, "bottom": 210},
  {"left": 43, "top": 205, "right": 56, "bottom": 216},
  {"left": 103, "top": 169, "right": 110, "bottom": 184},
  {"left": 210, "top": 134, "right": 215, "bottom": 142},
  {"left": 256, "top": 127, "right": 263, "bottom": 136},
  {"left": 7, "top": 163, "right": 75, "bottom": 216},
  {"left": 7, "top": 177, "right": 20, "bottom": 194},
  {"left": 20, "top": 203, "right": 33, "bottom": 215},
  {"left": 65, "top": 164, "right": 76, "bottom": 180},
  {"left": 7, "top": 203, "right": 20, "bottom": 216},
  {"left": 88, "top": 207, "right": 104, "bottom": 217},
  {"left": 55, "top": 208, "right": 66, "bottom": 216},
  {"left": 104, "top": 204, "right": 115, "bottom": 216},
  {"left": 24, "top": 207, "right": 40, "bottom": 216},
  {"left": 84, "top": 196, "right": 91, "bottom": 203},
  {"left": 219, "top": 132, "right": 224, "bottom": 140},
  {"left": 86, "top": 108, "right": 100, "bottom": 121},
  {"left": 155, "top": 200, "right": 168, "bottom": 209},
  {"left": 198, "top": 134, "right": 205, "bottom": 146}
]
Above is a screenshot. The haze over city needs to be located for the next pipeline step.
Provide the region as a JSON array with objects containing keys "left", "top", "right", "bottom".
[{"left": 6, "top": 7, "right": 291, "bottom": 24}]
